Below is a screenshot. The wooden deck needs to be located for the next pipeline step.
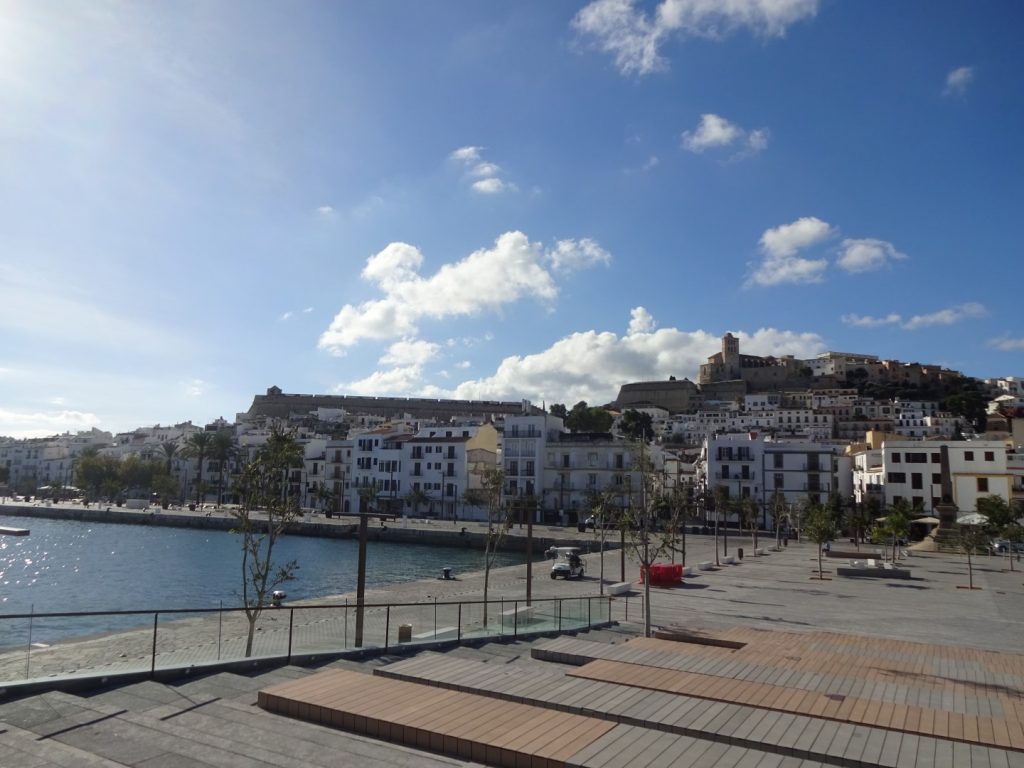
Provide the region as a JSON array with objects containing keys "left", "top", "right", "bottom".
[{"left": 259, "top": 626, "right": 1024, "bottom": 768}]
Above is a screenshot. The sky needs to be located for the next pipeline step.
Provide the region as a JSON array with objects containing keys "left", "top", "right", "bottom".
[{"left": 1, "top": 1, "right": 1022, "bottom": 439}]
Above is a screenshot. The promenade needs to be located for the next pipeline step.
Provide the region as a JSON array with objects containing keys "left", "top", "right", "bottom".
[{"left": 2, "top": 529, "right": 1023, "bottom": 766}]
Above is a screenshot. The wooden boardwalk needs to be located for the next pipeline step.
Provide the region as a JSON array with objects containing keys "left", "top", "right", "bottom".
[{"left": 258, "top": 626, "right": 1024, "bottom": 768}]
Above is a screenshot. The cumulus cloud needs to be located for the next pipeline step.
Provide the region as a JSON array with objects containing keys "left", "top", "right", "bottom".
[
  {"left": 341, "top": 366, "right": 425, "bottom": 396},
  {"left": 627, "top": 306, "right": 655, "bottom": 335},
  {"left": 379, "top": 339, "right": 440, "bottom": 367},
  {"left": 681, "top": 114, "right": 769, "bottom": 159},
  {"left": 432, "top": 314, "right": 825, "bottom": 405},
  {"left": 840, "top": 313, "right": 903, "bottom": 328},
  {"left": 546, "top": 238, "right": 612, "bottom": 273},
  {"left": 318, "top": 231, "right": 610, "bottom": 352},
  {"left": 316, "top": 205, "right": 334, "bottom": 215},
  {"left": 472, "top": 177, "right": 511, "bottom": 195},
  {"left": 449, "top": 146, "right": 482, "bottom": 163},
  {"left": 903, "top": 302, "right": 986, "bottom": 330},
  {"left": 989, "top": 336, "right": 1024, "bottom": 352},
  {"left": 572, "top": 0, "right": 818, "bottom": 76},
  {"left": 450, "top": 146, "right": 515, "bottom": 195},
  {"left": 944, "top": 66, "right": 975, "bottom": 96},
  {"left": 748, "top": 216, "right": 833, "bottom": 286},
  {"left": 836, "top": 238, "right": 907, "bottom": 273},
  {"left": 841, "top": 303, "right": 986, "bottom": 330},
  {"left": 681, "top": 113, "right": 742, "bottom": 152},
  {"left": 0, "top": 408, "right": 101, "bottom": 439}
]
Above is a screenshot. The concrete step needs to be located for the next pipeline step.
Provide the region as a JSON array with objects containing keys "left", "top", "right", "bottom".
[{"left": 0, "top": 721, "right": 125, "bottom": 768}]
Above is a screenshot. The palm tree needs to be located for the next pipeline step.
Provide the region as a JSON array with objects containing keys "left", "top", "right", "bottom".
[
  {"left": 313, "top": 482, "right": 336, "bottom": 516},
  {"left": 182, "top": 431, "right": 214, "bottom": 506},
  {"left": 404, "top": 487, "right": 430, "bottom": 517},
  {"left": 209, "top": 430, "right": 238, "bottom": 506},
  {"left": 159, "top": 441, "right": 179, "bottom": 476}
]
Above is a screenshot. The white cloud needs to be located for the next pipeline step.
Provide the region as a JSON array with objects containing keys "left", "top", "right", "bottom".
[
  {"left": 681, "top": 113, "right": 742, "bottom": 152},
  {"left": 279, "top": 310, "right": 294, "bottom": 321},
  {"left": 944, "top": 66, "right": 975, "bottom": 96},
  {"left": 451, "top": 146, "right": 516, "bottom": 194},
  {"left": 836, "top": 238, "right": 907, "bottom": 273},
  {"left": 316, "top": 205, "right": 334, "bottom": 215},
  {"left": 341, "top": 366, "right": 425, "bottom": 396},
  {"left": 840, "top": 313, "right": 903, "bottom": 328},
  {"left": 455, "top": 360, "right": 472, "bottom": 369},
  {"left": 989, "top": 336, "right": 1024, "bottom": 352},
  {"left": 428, "top": 313, "right": 825, "bottom": 405},
  {"left": 379, "top": 338, "right": 440, "bottom": 367},
  {"left": 318, "top": 231, "right": 610, "bottom": 352},
  {"left": 449, "top": 146, "right": 482, "bottom": 163},
  {"left": 303, "top": 306, "right": 314, "bottom": 314},
  {"left": 546, "top": 238, "right": 612, "bottom": 273},
  {"left": 471, "top": 162, "right": 501, "bottom": 177},
  {"left": 842, "top": 303, "right": 986, "bottom": 330},
  {"left": 759, "top": 216, "right": 833, "bottom": 258},
  {"left": 185, "top": 379, "right": 205, "bottom": 397},
  {"left": 748, "top": 216, "right": 833, "bottom": 286},
  {"left": 50, "top": 396, "right": 66, "bottom": 406},
  {"left": 0, "top": 408, "right": 101, "bottom": 439},
  {"left": 471, "top": 177, "right": 510, "bottom": 195},
  {"left": 627, "top": 306, "right": 655, "bottom": 335},
  {"left": 573, "top": 0, "right": 818, "bottom": 76},
  {"left": 681, "top": 114, "right": 769, "bottom": 158},
  {"left": 903, "top": 302, "right": 986, "bottom": 330}
]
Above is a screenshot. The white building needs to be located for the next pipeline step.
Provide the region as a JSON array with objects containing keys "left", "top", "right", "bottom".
[{"left": 877, "top": 440, "right": 1011, "bottom": 512}]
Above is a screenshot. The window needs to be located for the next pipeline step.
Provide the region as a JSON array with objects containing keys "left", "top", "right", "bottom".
[
  {"left": 984, "top": 451, "right": 995, "bottom": 462},
  {"left": 931, "top": 453, "right": 940, "bottom": 463},
  {"left": 906, "top": 453, "right": 927, "bottom": 464},
  {"left": 912, "top": 496, "right": 924, "bottom": 508},
  {"left": 932, "top": 473, "right": 941, "bottom": 485},
  {"left": 563, "top": 455, "right": 570, "bottom": 468},
  {"left": 774, "top": 473, "right": 784, "bottom": 489},
  {"left": 911, "top": 473, "right": 923, "bottom": 490},
  {"left": 773, "top": 453, "right": 784, "bottom": 469},
  {"left": 965, "top": 451, "right": 974, "bottom": 461},
  {"left": 888, "top": 472, "right": 906, "bottom": 483},
  {"left": 977, "top": 478, "right": 988, "bottom": 492},
  {"left": 891, "top": 453, "right": 901, "bottom": 463}
]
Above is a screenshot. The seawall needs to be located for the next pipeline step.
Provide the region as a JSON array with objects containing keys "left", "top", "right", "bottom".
[{"left": 0, "top": 503, "right": 611, "bottom": 554}]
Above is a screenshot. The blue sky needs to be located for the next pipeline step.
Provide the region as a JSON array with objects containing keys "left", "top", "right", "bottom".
[{"left": 1, "top": 1, "right": 1022, "bottom": 438}]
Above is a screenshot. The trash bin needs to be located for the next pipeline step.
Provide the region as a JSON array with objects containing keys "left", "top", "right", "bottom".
[
  {"left": 737, "top": 548, "right": 744, "bottom": 560},
  {"left": 398, "top": 624, "right": 412, "bottom": 643},
  {"left": 577, "top": 523, "right": 586, "bottom": 532}
]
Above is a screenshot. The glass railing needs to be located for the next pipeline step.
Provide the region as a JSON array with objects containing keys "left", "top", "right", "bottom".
[{"left": 0, "top": 595, "right": 612, "bottom": 688}]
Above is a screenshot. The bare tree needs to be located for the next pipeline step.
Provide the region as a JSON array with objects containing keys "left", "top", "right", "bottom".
[
  {"left": 587, "top": 488, "right": 620, "bottom": 595},
  {"left": 230, "top": 428, "right": 303, "bottom": 657},
  {"left": 463, "top": 468, "right": 512, "bottom": 627}
]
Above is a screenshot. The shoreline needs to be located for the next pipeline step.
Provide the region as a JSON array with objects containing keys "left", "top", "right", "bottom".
[{"left": 0, "top": 501, "right": 608, "bottom": 553}]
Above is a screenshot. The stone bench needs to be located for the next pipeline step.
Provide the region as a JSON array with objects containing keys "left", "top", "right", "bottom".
[
  {"left": 723, "top": 555, "right": 738, "bottom": 565},
  {"left": 681, "top": 566, "right": 694, "bottom": 577},
  {"left": 698, "top": 561, "right": 714, "bottom": 571},
  {"left": 607, "top": 581, "right": 633, "bottom": 596},
  {"left": 412, "top": 626, "right": 459, "bottom": 641},
  {"left": 754, "top": 548, "right": 766, "bottom": 556}
]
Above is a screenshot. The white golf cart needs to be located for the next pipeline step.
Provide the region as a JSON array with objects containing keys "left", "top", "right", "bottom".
[{"left": 550, "top": 546, "right": 585, "bottom": 579}]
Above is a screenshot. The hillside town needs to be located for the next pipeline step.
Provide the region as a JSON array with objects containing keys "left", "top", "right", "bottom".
[{"left": 3, "top": 335, "right": 1023, "bottom": 535}]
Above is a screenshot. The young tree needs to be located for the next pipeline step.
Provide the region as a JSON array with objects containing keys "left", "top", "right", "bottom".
[
  {"left": 770, "top": 491, "right": 789, "bottom": 550},
  {"left": 463, "top": 468, "right": 512, "bottom": 627},
  {"left": 1001, "top": 522, "right": 1023, "bottom": 572},
  {"left": 958, "top": 521, "right": 989, "bottom": 590},
  {"left": 885, "top": 499, "right": 913, "bottom": 561},
  {"left": 847, "top": 500, "right": 870, "bottom": 551},
  {"left": 804, "top": 502, "right": 837, "bottom": 580},
  {"left": 231, "top": 428, "right": 303, "bottom": 657},
  {"left": 587, "top": 488, "right": 619, "bottom": 594}
]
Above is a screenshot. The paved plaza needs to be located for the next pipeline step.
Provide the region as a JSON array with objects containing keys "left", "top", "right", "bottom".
[{"left": 1, "top": 535, "right": 1023, "bottom": 766}]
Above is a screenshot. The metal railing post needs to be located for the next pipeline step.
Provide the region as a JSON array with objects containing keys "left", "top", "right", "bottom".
[
  {"left": 558, "top": 599, "right": 562, "bottom": 631},
  {"left": 385, "top": 606, "right": 391, "bottom": 652},
  {"left": 588, "top": 598, "right": 592, "bottom": 627},
  {"left": 457, "top": 603, "right": 462, "bottom": 641},
  {"left": 150, "top": 612, "right": 159, "bottom": 679},
  {"left": 287, "top": 609, "right": 294, "bottom": 663},
  {"left": 513, "top": 600, "right": 518, "bottom": 638}
]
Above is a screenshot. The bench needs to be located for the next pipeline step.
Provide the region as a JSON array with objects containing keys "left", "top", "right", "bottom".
[
  {"left": 681, "top": 566, "right": 694, "bottom": 577},
  {"left": 412, "top": 626, "right": 459, "bottom": 641},
  {"left": 754, "top": 548, "right": 765, "bottom": 556},
  {"left": 500, "top": 605, "right": 535, "bottom": 623},
  {"left": 723, "top": 555, "right": 738, "bottom": 565},
  {"left": 607, "top": 582, "right": 632, "bottom": 596},
  {"left": 698, "top": 561, "right": 714, "bottom": 571}
]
